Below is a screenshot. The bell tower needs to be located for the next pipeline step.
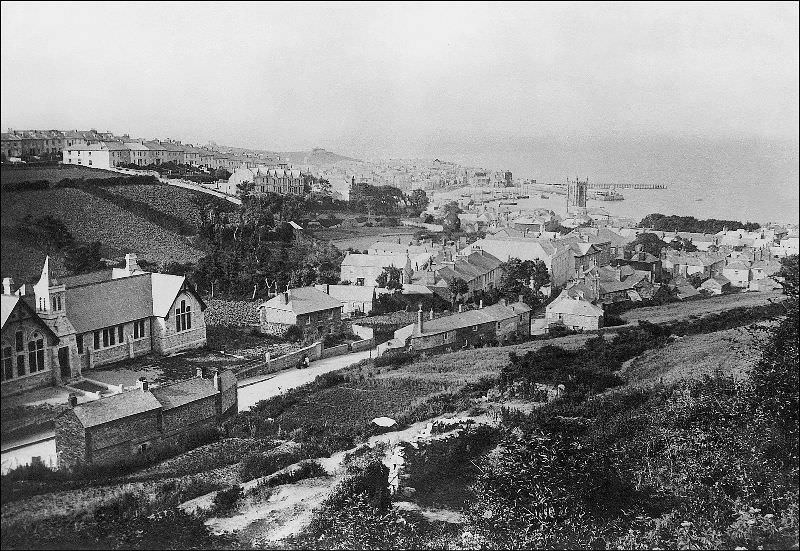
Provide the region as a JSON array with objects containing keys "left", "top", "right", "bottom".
[{"left": 33, "top": 256, "right": 66, "bottom": 319}]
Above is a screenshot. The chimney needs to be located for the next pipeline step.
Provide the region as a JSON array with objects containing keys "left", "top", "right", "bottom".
[
  {"left": 417, "top": 303, "right": 424, "bottom": 334},
  {"left": 518, "top": 294, "right": 524, "bottom": 304},
  {"left": 125, "top": 253, "right": 140, "bottom": 274},
  {"left": 2, "top": 277, "right": 13, "bottom": 295},
  {"left": 458, "top": 304, "right": 463, "bottom": 313},
  {"left": 137, "top": 377, "right": 149, "bottom": 392},
  {"left": 501, "top": 298, "right": 507, "bottom": 307},
  {"left": 213, "top": 370, "right": 221, "bottom": 391},
  {"left": 283, "top": 290, "right": 289, "bottom": 304},
  {"left": 196, "top": 366, "right": 204, "bottom": 379},
  {"left": 479, "top": 299, "right": 484, "bottom": 309},
  {"left": 68, "top": 394, "right": 78, "bottom": 408},
  {"left": 326, "top": 283, "right": 330, "bottom": 294}
]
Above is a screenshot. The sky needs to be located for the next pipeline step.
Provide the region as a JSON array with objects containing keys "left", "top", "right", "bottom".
[{"left": 1, "top": 1, "right": 798, "bottom": 157}]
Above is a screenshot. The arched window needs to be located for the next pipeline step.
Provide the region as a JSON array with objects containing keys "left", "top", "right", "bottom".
[
  {"left": 1, "top": 343, "right": 13, "bottom": 381},
  {"left": 28, "top": 332, "right": 45, "bottom": 373},
  {"left": 15, "top": 330, "right": 26, "bottom": 376},
  {"left": 175, "top": 299, "right": 192, "bottom": 332}
]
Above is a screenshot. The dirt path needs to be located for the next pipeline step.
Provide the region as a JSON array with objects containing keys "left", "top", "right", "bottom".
[{"left": 183, "top": 414, "right": 488, "bottom": 546}]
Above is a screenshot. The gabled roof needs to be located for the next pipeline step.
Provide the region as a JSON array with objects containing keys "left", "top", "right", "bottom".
[
  {"left": 260, "top": 286, "right": 343, "bottom": 315},
  {"left": 418, "top": 301, "right": 531, "bottom": 336},
  {"left": 314, "top": 284, "right": 375, "bottom": 302},
  {"left": 724, "top": 260, "right": 751, "bottom": 271},
  {"left": 71, "top": 390, "right": 162, "bottom": 428},
  {"left": 546, "top": 291, "right": 604, "bottom": 317},
  {"left": 342, "top": 253, "right": 420, "bottom": 269},
  {"left": 701, "top": 275, "right": 731, "bottom": 289},
  {"left": 1, "top": 294, "right": 60, "bottom": 341},
  {"left": 151, "top": 377, "right": 218, "bottom": 410},
  {"left": 63, "top": 271, "right": 202, "bottom": 334}
]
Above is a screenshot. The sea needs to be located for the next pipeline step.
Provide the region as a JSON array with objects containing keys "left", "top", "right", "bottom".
[{"left": 360, "top": 135, "right": 800, "bottom": 225}]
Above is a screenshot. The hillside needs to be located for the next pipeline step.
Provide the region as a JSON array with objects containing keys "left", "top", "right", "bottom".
[
  {"left": 0, "top": 186, "right": 206, "bottom": 281},
  {"left": 277, "top": 148, "right": 359, "bottom": 167}
]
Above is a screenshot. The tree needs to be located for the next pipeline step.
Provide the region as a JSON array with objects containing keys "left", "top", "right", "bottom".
[
  {"left": 64, "top": 241, "right": 105, "bottom": 275},
  {"left": 408, "top": 189, "right": 430, "bottom": 216},
  {"left": 751, "top": 255, "right": 798, "bottom": 455},
  {"left": 375, "top": 266, "right": 403, "bottom": 291},
  {"left": 449, "top": 277, "right": 469, "bottom": 305},
  {"left": 625, "top": 232, "right": 668, "bottom": 258},
  {"left": 498, "top": 258, "right": 550, "bottom": 306}
]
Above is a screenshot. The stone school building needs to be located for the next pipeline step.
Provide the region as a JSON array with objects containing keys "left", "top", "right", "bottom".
[
  {"left": 56, "top": 369, "right": 237, "bottom": 469},
  {"left": 1, "top": 254, "right": 207, "bottom": 397}
]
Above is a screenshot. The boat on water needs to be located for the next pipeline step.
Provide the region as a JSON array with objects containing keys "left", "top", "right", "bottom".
[
  {"left": 540, "top": 194, "right": 549, "bottom": 199},
  {"left": 499, "top": 201, "right": 517, "bottom": 206}
]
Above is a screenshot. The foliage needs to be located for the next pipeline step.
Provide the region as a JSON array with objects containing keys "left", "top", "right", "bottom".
[
  {"left": 408, "top": 189, "right": 430, "bottom": 216},
  {"left": 625, "top": 231, "right": 669, "bottom": 257},
  {"left": 212, "top": 485, "right": 243, "bottom": 515},
  {"left": 498, "top": 257, "right": 550, "bottom": 307},
  {"left": 262, "top": 460, "right": 327, "bottom": 487},
  {"left": 448, "top": 276, "right": 469, "bottom": 302},
  {"left": 63, "top": 240, "right": 105, "bottom": 275},
  {"left": 375, "top": 265, "right": 404, "bottom": 290},
  {"left": 638, "top": 212, "right": 760, "bottom": 233}
]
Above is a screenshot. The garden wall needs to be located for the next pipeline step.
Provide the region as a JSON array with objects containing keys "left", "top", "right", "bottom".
[
  {"left": 237, "top": 341, "right": 322, "bottom": 379},
  {"left": 320, "top": 343, "right": 350, "bottom": 359}
]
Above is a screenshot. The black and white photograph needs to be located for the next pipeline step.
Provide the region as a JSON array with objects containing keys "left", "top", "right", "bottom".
[{"left": 1, "top": 2, "right": 798, "bottom": 549}]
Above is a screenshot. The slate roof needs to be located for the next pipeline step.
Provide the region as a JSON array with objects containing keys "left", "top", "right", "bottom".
[
  {"left": 466, "top": 237, "right": 560, "bottom": 262},
  {"left": 1, "top": 294, "right": 60, "bottom": 340},
  {"left": 546, "top": 291, "right": 604, "bottom": 317},
  {"left": 64, "top": 272, "right": 199, "bottom": 334},
  {"left": 724, "top": 260, "right": 751, "bottom": 271},
  {"left": 151, "top": 378, "right": 218, "bottom": 410},
  {"left": 314, "top": 284, "right": 375, "bottom": 303},
  {"left": 342, "top": 253, "right": 417, "bottom": 269},
  {"left": 72, "top": 390, "right": 162, "bottom": 428},
  {"left": 261, "top": 286, "right": 343, "bottom": 315},
  {"left": 418, "top": 301, "right": 530, "bottom": 336}
]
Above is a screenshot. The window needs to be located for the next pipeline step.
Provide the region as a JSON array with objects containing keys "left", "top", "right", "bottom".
[
  {"left": 76, "top": 335, "right": 83, "bottom": 355},
  {"left": 175, "top": 300, "right": 192, "bottom": 332},
  {"left": 28, "top": 335, "right": 45, "bottom": 372},
  {"left": 473, "top": 325, "right": 478, "bottom": 332},
  {"left": 88, "top": 160, "right": 92, "bottom": 166},
  {"left": 118, "top": 325, "right": 124, "bottom": 343},
  {"left": 134, "top": 319, "right": 146, "bottom": 339},
  {"left": 15, "top": 331, "right": 24, "bottom": 352},
  {"left": 2, "top": 346, "right": 12, "bottom": 381},
  {"left": 94, "top": 331, "right": 100, "bottom": 350},
  {"left": 102, "top": 328, "right": 110, "bottom": 347},
  {"left": 17, "top": 354, "right": 25, "bottom": 377},
  {"left": 305, "top": 316, "right": 311, "bottom": 325}
]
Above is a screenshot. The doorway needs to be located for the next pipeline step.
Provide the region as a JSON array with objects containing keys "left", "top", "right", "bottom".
[{"left": 58, "top": 347, "right": 71, "bottom": 379}]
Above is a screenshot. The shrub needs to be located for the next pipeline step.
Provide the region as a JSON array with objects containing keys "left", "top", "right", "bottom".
[
  {"left": 284, "top": 325, "right": 303, "bottom": 342},
  {"left": 374, "top": 350, "right": 417, "bottom": 368},
  {"left": 240, "top": 450, "right": 304, "bottom": 481},
  {"left": 263, "top": 460, "right": 327, "bottom": 487},
  {"left": 212, "top": 485, "right": 242, "bottom": 515}
]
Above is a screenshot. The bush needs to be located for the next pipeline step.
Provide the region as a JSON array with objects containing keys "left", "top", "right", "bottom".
[
  {"left": 284, "top": 325, "right": 303, "bottom": 342},
  {"left": 212, "top": 485, "right": 242, "bottom": 515},
  {"left": 240, "top": 450, "right": 304, "bottom": 481},
  {"left": 262, "top": 460, "right": 327, "bottom": 487},
  {"left": 374, "top": 351, "right": 417, "bottom": 368}
]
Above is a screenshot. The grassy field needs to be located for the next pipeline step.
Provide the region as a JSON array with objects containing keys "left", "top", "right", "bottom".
[
  {"left": 620, "top": 290, "right": 784, "bottom": 324},
  {"left": 316, "top": 226, "right": 418, "bottom": 251},
  {"left": 618, "top": 322, "right": 771, "bottom": 387},
  {"left": 0, "top": 165, "right": 121, "bottom": 187},
  {"left": 0, "top": 187, "right": 204, "bottom": 281}
]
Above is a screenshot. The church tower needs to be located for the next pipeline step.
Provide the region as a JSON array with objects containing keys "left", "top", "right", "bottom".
[{"left": 566, "top": 176, "right": 588, "bottom": 214}]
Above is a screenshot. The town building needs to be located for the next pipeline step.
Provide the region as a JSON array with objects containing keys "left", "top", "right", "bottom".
[
  {"left": 721, "top": 259, "right": 752, "bottom": 288},
  {"left": 612, "top": 249, "right": 663, "bottom": 282},
  {"left": 663, "top": 252, "right": 726, "bottom": 279},
  {"left": 62, "top": 142, "right": 130, "bottom": 169},
  {"left": 314, "top": 284, "right": 376, "bottom": 317},
  {"left": 433, "top": 250, "right": 504, "bottom": 298},
  {"left": 545, "top": 289, "right": 605, "bottom": 331},
  {"left": 1, "top": 254, "right": 207, "bottom": 397},
  {"left": 700, "top": 275, "right": 731, "bottom": 295},
  {"left": 1, "top": 287, "right": 62, "bottom": 396},
  {"left": 462, "top": 237, "right": 574, "bottom": 289},
  {"left": 409, "top": 300, "right": 531, "bottom": 352},
  {"left": 258, "top": 286, "right": 343, "bottom": 339},
  {"left": 55, "top": 369, "right": 237, "bottom": 470},
  {"left": 340, "top": 253, "right": 431, "bottom": 287},
  {"left": 227, "top": 165, "right": 305, "bottom": 196},
  {"left": 0, "top": 133, "right": 23, "bottom": 159}
]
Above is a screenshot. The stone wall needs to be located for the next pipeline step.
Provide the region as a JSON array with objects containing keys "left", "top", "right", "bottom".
[
  {"left": 55, "top": 409, "right": 87, "bottom": 470},
  {"left": 161, "top": 396, "right": 216, "bottom": 434},
  {"left": 350, "top": 338, "right": 374, "bottom": 352},
  {"left": 88, "top": 410, "right": 161, "bottom": 457},
  {"left": 220, "top": 386, "right": 237, "bottom": 416},
  {"left": 1, "top": 370, "right": 53, "bottom": 397},
  {"left": 320, "top": 343, "right": 350, "bottom": 359},
  {"left": 238, "top": 341, "right": 322, "bottom": 379}
]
